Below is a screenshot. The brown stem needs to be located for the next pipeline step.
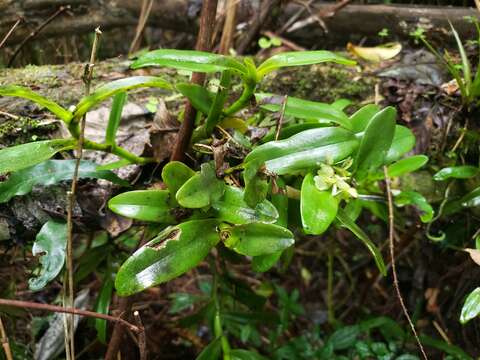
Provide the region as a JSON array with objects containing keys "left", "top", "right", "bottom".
[
  {"left": 104, "top": 297, "right": 133, "bottom": 360},
  {"left": 7, "top": 6, "right": 68, "bottom": 67},
  {"left": 383, "top": 167, "right": 428, "bottom": 360},
  {"left": 274, "top": 95, "right": 288, "bottom": 141},
  {"left": 170, "top": 0, "right": 219, "bottom": 162},
  {"left": 133, "top": 311, "right": 147, "bottom": 360},
  {"left": 0, "top": 299, "right": 140, "bottom": 333},
  {"left": 0, "top": 316, "right": 13, "bottom": 360},
  {"left": 219, "top": 0, "right": 237, "bottom": 54}
]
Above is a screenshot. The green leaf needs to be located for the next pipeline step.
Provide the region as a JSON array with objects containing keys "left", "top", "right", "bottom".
[
  {"left": 230, "top": 349, "right": 269, "bottom": 360},
  {"left": 176, "top": 83, "right": 213, "bottom": 114},
  {"left": 260, "top": 123, "right": 326, "bottom": 143},
  {"left": 336, "top": 208, "right": 386, "bottom": 276},
  {"left": 255, "top": 93, "right": 351, "bottom": 129},
  {"left": 243, "top": 160, "right": 268, "bottom": 207},
  {"left": 331, "top": 98, "right": 352, "bottom": 111},
  {"left": 384, "top": 125, "right": 415, "bottom": 164},
  {"left": 73, "top": 76, "right": 171, "bottom": 119},
  {"left": 394, "top": 191, "right": 433, "bottom": 223},
  {"left": 0, "top": 85, "right": 73, "bottom": 122},
  {"left": 387, "top": 155, "right": 428, "bottom": 178},
  {"left": 349, "top": 104, "right": 380, "bottom": 133},
  {"left": 95, "top": 275, "right": 114, "bottom": 344},
  {"left": 0, "top": 159, "right": 128, "bottom": 203},
  {"left": 211, "top": 186, "right": 278, "bottom": 224},
  {"left": 451, "top": 23, "right": 472, "bottom": 93},
  {"left": 108, "top": 190, "right": 175, "bottom": 223},
  {"left": 252, "top": 251, "right": 283, "bottom": 273},
  {"left": 131, "top": 49, "right": 247, "bottom": 75},
  {"left": 354, "top": 106, "right": 396, "bottom": 180},
  {"left": 115, "top": 219, "right": 220, "bottom": 296},
  {"left": 433, "top": 165, "right": 479, "bottom": 181},
  {"left": 29, "top": 220, "right": 67, "bottom": 291},
  {"left": 257, "top": 50, "right": 355, "bottom": 77},
  {"left": 460, "top": 187, "right": 480, "bottom": 208},
  {"left": 176, "top": 162, "right": 225, "bottom": 208},
  {"left": 105, "top": 92, "right": 127, "bottom": 146},
  {"left": 327, "top": 325, "right": 360, "bottom": 350},
  {"left": 301, "top": 173, "right": 338, "bottom": 235},
  {"left": 460, "top": 287, "right": 480, "bottom": 324},
  {"left": 222, "top": 222, "right": 294, "bottom": 257},
  {"left": 0, "top": 139, "right": 75, "bottom": 175},
  {"left": 162, "top": 161, "right": 196, "bottom": 196},
  {"left": 196, "top": 337, "right": 222, "bottom": 360}
]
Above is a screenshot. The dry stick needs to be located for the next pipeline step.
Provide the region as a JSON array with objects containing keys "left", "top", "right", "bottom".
[
  {"left": 133, "top": 311, "right": 147, "bottom": 360},
  {"left": 64, "top": 27, "right": 102, "bottom": 360},
  {"left": 383, "top": 167, "right": 428, "bottom": 360},
  {"left": 274, "top": 95, "right": 288, "bottom": 141},
  {"left": 129, "top": 0, "right": 154, "bottom": 55},
  {"left": 0, "top": 316, "right": 13, "bottom": 360},
  {"left": 170, "top": 0, "right": 219, "bottom": 162},
  {"left": 0, "top": 298, "right": 140, "bottom": 333},
  {"left": 7, "top": 6, "right": 68, "bottom": 67},
  {"left": 0, "top": 18, "right": 22, "bottom": 50},
  {"left": 218, "top": 0, "right": 237, "bottom": 54}
]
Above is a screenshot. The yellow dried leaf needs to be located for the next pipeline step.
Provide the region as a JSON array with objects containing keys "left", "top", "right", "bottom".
[
  {"left": 347, "top": 42, "right": 402, "bottom": 62},
  {"left": 465, "top": 248, "right": 480, "bottom": 266}
]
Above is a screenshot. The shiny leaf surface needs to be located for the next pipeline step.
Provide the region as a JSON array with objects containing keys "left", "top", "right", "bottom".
[
  {"left": 433, "top": 166, "right": 479, "bottom": 181},
  {"left": 387, "top": 155, "right": 429, "bottom": 178},
  {"left": 460, "top": 287, "right": 480, "bottom": 324},
  {"left": 162, "top": 161, "right": 196, "bottom": 196},
  {"left": 394, "top": 191, "right": 433, "bottom": 223}
]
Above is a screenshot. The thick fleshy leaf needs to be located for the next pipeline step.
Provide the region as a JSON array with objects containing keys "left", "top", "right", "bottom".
[
  {"left": 162, "top": 161, "right": 196, "bottom": 196},
  {"left": 176, "top": 83, "right": 213, "bottom": 114},
  {"left": 95, "top": 275, "right": 114, "bottom": 344},
  {"left": 211, "top": 186, "right": 278, "bottom": 224},
  {"left": 222, "top": 223, "right": 294, "bottom": 257},
  {"left": 0, "top": 159, "right": 128, "bottom": 203},
  {"left": 349, "top": 104, "right": 380, "bottom": 133},
  {"left": 73, "top": 76, "right": 171, "bottom": 119},
  {"left": 0, "top": 85, "right": 73, "bottom": 122},
  {"left": 131, "top": 49, "right": 247, "bottom": 74},
  {"left": 460, "top": 288, "right": 480, "bottom": 324},
  {"left": 331, "top": 98, "right": 352, "bottom": 111},
  {"left": 394, "top": 191, "right": 433, "bottom": 223},
  {"left": 176, "top": 162, "right": 225, "bottom": 208},
  {"left": 336, "top": 208, "right": 386, "bottom": 275},
  {"left": 243, "top": 160, "right": 268, "bottom": 207},
  {"left": 115, "top": 219, "right": 220, "bottom": 296},
  {"left": 256, "top": 51, "right": 355, "bottom": 76},
  {"left": 105, "top": 92, "right": 127, "bottom": 145},
  {"left": 108, "top": 190, "right": 175, "bottom": 223},
  {"left": 29, "top": 220, "right": 67, "bottom": 291},
  {"left": 301, "top": 173, "right": 338, "bottom": 235},
  {"left": 255, "top": 93, "right": 351, "bottom": 129},
  {"left": 0, "top": 139, "right": 75, "bottom": 175},
  {"left": 260, "top": 123, "right": 326, "bottom": 143},
  {"left": 196, "top": 337, "right": 222, "bottom": 360},
  {"left": 247, "top": 127, "right": 354, "bottom": 164},
  {"left": 433, "top": 166, "right": 479, "bottom": 181},
  {"left": 387, "top": 155, "right": 429, "bottom": 178},
  {"left": 384, "top": 125, "right": 415, "bottom": 164},
  {"left": 354, "top": 107, "right": 396, "bottom": 180}
]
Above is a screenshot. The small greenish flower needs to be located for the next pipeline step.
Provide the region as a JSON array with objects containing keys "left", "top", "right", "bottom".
[{"left": 313, "top": 163, "right": 358, "bottom": 199}]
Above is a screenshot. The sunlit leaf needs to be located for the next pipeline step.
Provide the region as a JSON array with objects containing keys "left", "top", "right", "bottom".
[
  {"left": 433, "top": 165, "right": 479, "bottom": 181},
  {"left": 0, "top": 139, "right": 75, "bottom": 175},
  {"left": 0, "top": 159, "right": 128, "bottom": 203},
  {"left": 460, "top": 287, "right": 480, "bottom": 324},
  {"left": 301, "top": 173, "right": 338, "bottom": 235},
  {"left": 108, "top": 190, "right": 175, "bottom": 223},
  {"left": 257, "top": 51, "right": 355, "bottom": 77},
  {"left": 0, "top": 85, "right": 73, "bottom": 122},
  {"left": 115, "top": 219, "right": 220, "bottom": 296},
  {"left": 29, "top": 220, "right": 67, "bottom": 291}
]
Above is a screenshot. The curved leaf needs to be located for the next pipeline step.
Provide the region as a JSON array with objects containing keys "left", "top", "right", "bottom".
[
  {"left": 0, "top": 85, "right": 73, "bottom": 122},
  {"left": 433, "top": 165, "right": 479, "bottom": 181},
  {"left": 384, "top": 125, "right": 415, "bottom": 164},
  {"left": 73, "top": 76, "right": 171, "bottom": 119},
  {"left": 460, "top": 288, "right": 480, "bottom": 324},
  {"left": 176, "top": 83, "right": 213, "bottom": 114},
  {"left": 108, "top": 190, "right": 175, "bottom": 223},
  {"left": 95, "top": 275, "right": 114, "bottom": 344},
  {"left": 257, "top": 50, "right": 355, "bottom": 77},
  {"left": 115, "top": 219, "right": 220, "bottom": 296},
  {"left": 301, "top": 173, "right": 338, "bottom": 235},
  {"left": 255, "top": 93, "right": 351, "bottom": 129},
  {"left": 105, "top": 92, "right": 127, "bottom": 146},
  {"left": 162, "top": 161, "right": 196, "bottom": 195},
  {"left": 260, "top": 123, "right": 326, "bottom": 143},
  {"left": 0, "top": 139, "right": 75, "bottom": 175},
  {"left": 394, "top": 191, "right": 433, "bottom": 223},
  {"left": 0, "top": 159, "right": 128, "bottom": 203},
  {"left": 349, "top": 104, "right": 380, "bottom": 133},
  {"left": 29, "top": 220, "right": 67, "bottom": 291},
  {"left": 387, "top": 155, "right": 429, "bottom": 178},
  {"left": 176, "top": 162, "right": 225, "bottom": 208},
  {"left": 222, "top": 222, "right": 294, "bottom": 257},
  {"left": 211, "top": 186, "right": 278, "bottom": 224},
  {"left": 243, "top": 160, "right": 268, "bottom": 207},
  {"left": 196, "top": 337, "right": 222, "bottom": 360},
  {"left": 354, "top": 106, "right": 396, "bottom": 180},
  {"left": 336, "top": 208, "right": 386, "bottom": 276},
  {"left": 131, "top": 49, "right": 247, "bottom": 74},
  {"left": 461, "top": 187, "right": 480, "bottom": 208}
]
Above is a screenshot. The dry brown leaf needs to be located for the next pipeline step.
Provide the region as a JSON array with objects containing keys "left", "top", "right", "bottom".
[{"left": 347, "top": 42, "right": 402, "bottom": 62}]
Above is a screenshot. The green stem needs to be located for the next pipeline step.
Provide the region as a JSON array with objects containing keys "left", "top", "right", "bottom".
[
  {"left": 205, "top": 70, "right": 232, "bottom": 134},
  {"left": 224, "top": 78, "right": 256, "bottom": 116},
  {"left": 83, "top": 140, "right": 155, "bottom": 164}
]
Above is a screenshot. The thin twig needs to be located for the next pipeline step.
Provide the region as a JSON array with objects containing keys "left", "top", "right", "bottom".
[
  {"left": 129, "top": 0, "right": 154, "bottom": 55},
  {"left": 133, "top": 311, "right": 147, "bottom": 360},
  {"left": 383, "top": 166, "right": 428, "bottom": 360},
  {"left": 64, "top": 27, "right": 102, "bottom": 360},
  {"left": 7, "top": 6, "right": 68, "bottom": 67},
  {"left": 0, "top": 18, "right": 22, "bottom": 50},
  {"left": 274, "top": 95, "right": 288, "bottom": 141},
  {"left": 0, "top": 298, "right": 139, "bottom": 333},
  {"left": 0, "top": 316, "right": 13, "bottom": 360}
]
